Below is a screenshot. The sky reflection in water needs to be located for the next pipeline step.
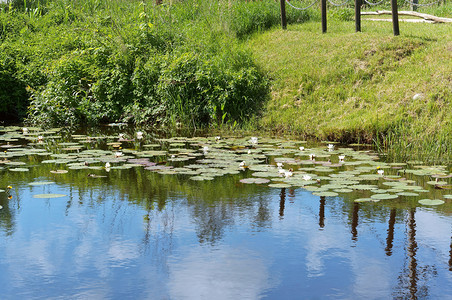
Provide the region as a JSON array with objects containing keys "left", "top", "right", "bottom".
[{"left": 1, "top": 182, "right": 451, "bottom": 299}]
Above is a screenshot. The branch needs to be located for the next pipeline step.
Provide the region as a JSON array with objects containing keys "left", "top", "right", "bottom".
[{"left": 362, "top": 10, "right": 452, "bottom": 23}]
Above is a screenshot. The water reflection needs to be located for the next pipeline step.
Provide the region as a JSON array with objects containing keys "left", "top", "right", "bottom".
[
  {"left": 351, "top": 202, "right": 359, "bottom": 242},
  {"left": 168, "top": 247, "right": 274, "bottom": 300},
  {"left": 385, "top": 208, "right": 397, "bottom": 256},
  {"left": 449, "top": 236, "right": 452, "bottom": 271},
  {"left": 319, "top": 196, "right": 325, "bottom": 229},
  {"left": 279, "top": 188, "right": 286, "bottom": 220}
]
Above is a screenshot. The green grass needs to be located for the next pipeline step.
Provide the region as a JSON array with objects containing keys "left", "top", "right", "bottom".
[{"left": 246, "top": 14, "right": 451, "bottom": 162}]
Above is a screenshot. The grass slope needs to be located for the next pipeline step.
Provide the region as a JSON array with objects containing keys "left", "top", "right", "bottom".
[{"left": 247, "top": 19, "right": 451, "bottom": 162}]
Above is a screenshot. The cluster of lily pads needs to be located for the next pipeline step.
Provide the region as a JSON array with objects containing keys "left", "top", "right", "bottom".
[{"left": 0, "top": 125, "right": 451, "bottom": 207}]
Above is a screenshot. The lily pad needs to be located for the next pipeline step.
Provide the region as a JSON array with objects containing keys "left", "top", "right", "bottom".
[
  {"left": 29, "top": 181, "right": 55, "bottom": 186},
  {"left": 50, "top": 170, "right": 69, "bottom": 174},
  {"left": 418, "top": 199, "right": 445, "bottom": 206},
  {"left": 397, "top": 192, "right": 419, "bottom": 197},
  {"left": 268, "top": 183, "right": 292, "bottom": 188},
  {"left": 9, "top": 167, "right": 29, "bottom": 172},
  {"left": 371, "top": 194, "right": 398, "bottom": 200},
  {"left": 443, "top": 194, "right": 452, "bottom": 199},
  {"left": 312, "top": 191, "right": 339, "bottom": 197},
  {"left": 240, "top": 178, "right": 270, "bottom": 184},
  {"left": 354, "top": 198, "right": 379, "bottom": 203},
  {"left": 33, "top": 193, "right": 67, "bottom": 199}
]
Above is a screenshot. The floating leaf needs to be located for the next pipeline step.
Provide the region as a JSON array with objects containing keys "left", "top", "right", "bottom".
[
  {"left": 268, "top": 183, "right": 292, "bottom": 188},
  {"left": 371, "top": 194, "right": 398, "bottom": 200},
  {"left": 418, "top": 199, "right": 445, "bottom": 206},
  {"left": 33, "top": 193, "right": 67, "bottom": 199},
  {"left": 240, "top": 178, "right": 270, "bottom": 184},
  {"left": 50, "top": 170, "right": 68, "bottom": 174},
  {"left": 9, "top": 168, "right": 29, "bottom": 172},
  {"left": 397, "top": 192, "right": 419, "bottom": 197},
  {"left": 312, "top": 191, "right": 339, "bottom": 197},
  {"left": 443, "top": 194, "right": 452, "bottom": 199},
  {"left": 29, "top": 181, "right": 55, "bottom": 186}
]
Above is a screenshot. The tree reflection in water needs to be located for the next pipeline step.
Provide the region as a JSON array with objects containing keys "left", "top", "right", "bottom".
[
  {"left": 279, "top": 188, "right": 286, "bottom": 220},
  {"left": 319, "top": 196, "right": 325, "bottom": 229},
  {"left": 351, "top": 202, "right": 359, "bottom": 242},
  {"left": 385, "top": 208, "right": 397, "bottom": 256}
]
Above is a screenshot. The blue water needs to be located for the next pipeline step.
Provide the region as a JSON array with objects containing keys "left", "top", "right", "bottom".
[{"left": 1, "top": 180, "right": 451, "bottom": 299}]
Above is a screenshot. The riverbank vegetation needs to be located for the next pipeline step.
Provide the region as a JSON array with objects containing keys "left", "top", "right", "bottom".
[{"left": 0, "top": 0, "right": 451, "bottom": 162}]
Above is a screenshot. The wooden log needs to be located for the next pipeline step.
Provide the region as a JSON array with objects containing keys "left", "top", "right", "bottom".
[{"left": 362, "top": 10, "right": 452, "bottom": 23}]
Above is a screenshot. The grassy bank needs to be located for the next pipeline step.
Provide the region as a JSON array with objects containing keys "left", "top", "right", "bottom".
[
  {"left": 1, "top": 0, "right": 451, "bottom": 162},
  {"left": 247, "top": 13, "right": 451, "bottom": 163}
]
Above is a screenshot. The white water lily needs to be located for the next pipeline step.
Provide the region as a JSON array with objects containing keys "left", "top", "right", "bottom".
[
  {"left": 377, "top": 168, "right": 384, "bottom": 175},
  {"left": 278, "top": 168, "right": 285, "bottom": 175},
  {"left": 250, "top": 137, "right": 258, "bottom": 145},
  {"left": 338, "top": 155, "right": 345, "bottom": 162},
  {"left": 114, "top": 151, "right": 123, "bottom": 158},
  {"left": 284, "top": 169, "right": 293, "bottom": 178},
  {"left": 37, "top": 135, "right": 43, "bottom": 142},
  {"left": 299, "top": 146, "right": 305, "bottom": 151},
  {"left": 302, "top": 174, "right": 312, "bottom": 181},
  {"left": 328, "top": 144, "right": 334, "bottom": 151},
  {"left": 215, "top": 136, "right": 221, "bottom": 141},
  {"left": 118, "top": 133, "right": 125, "bottom": 139},
  {"left": 203, "top": 146, "right": 209, "bottom": 153},
  {"left": 239, "top": 161, "right": 246, "bottom": 168},
  {"left": 276, "top": 162, "right": 283, "bottom": 168},
  {"left": 136, "top": 131, "right": 143, "bottom": 139},
  {"left": 105, "top": 162, "right": 111, "bottom": 168},
  {"left": 22, "top": 128, "right": 28, "bottom": 134},
  {"left": 247, "top": 149, "right": 252, "bottom": 154}
]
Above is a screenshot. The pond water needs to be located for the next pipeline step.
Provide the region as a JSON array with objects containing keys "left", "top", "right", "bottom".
[{"left": 0, "top": 126, "right": 451, "bottom": 299}]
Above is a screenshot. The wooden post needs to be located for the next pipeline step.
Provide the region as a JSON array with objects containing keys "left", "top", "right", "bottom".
[
  {"left": 355, "top": 0, "right": 361, "bottom": 32},
  {"left": 321, "top": 0, "right": 327, "bottom": 33},
  {"left": 412, "top": 0, "right": 418, "bottom": 11},
  {"left": 280, "top": 0, "right": 287, "bottom": 30},
  {"left": 391, "top": 0, "right": 400, "bottom": 36}
]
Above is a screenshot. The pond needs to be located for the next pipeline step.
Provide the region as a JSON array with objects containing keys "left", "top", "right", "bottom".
[{"left": 0, "top": 125, "right": 451, "bottom": 299}]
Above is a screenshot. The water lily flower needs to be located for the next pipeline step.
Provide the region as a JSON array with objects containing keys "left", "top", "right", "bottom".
[
  {"left": 171, "top": 154, "right": 176, "bottom": 159},
  {"left": 338, "top": 155, "right": 345, "bottom": 162},
  {"left": 215, "top": 136, "right": 221, "bottom": 141},
  {"left": 250, "top": 137, "right": 258, "bottom": 145},
  {"left": 203, "top": 146, "right": 209, "bottom": 154},
  {"left": 377, "top": 167, "right": 384, "bottom": 175},
  {"left": 247, "top": 149, "right": 252, "bottom": 154},
  {"left": 22, "top": 128, "right": 28, "bottom": 134},
  {"left": 284, "top": 168, "right": 294, "bottom": 178},
  {"left": 118, "top": 133, "right": 125, "bottom": 140},
  {"left": 239, "top": 161, "right": 246, "bottom": 168},
  {"left": 276, "top": 162, "right": 284, "bottom": 168},
  {"left": 302, "top": 175, "right": 312, "bottom": 181},
  {"left": 7, "top": 185, "right": 12, "bottom": 190},
  {"left": 114, "top": 151, "right": 123, "bottom": 158},
  {"left": 136, "top": 131, "right": 143, "bottom": 139},
  {"left": 37, "top": 136, "right": 44, "bottom": 142},
  {"left": 299, "top": 146, "right": 305, "bottom": 151},
  {"left": 328, "top": 144, "right": 334, "bottom": 151},
  {"left": 105, "top": 162, "right": 111, "bottom": 168}
]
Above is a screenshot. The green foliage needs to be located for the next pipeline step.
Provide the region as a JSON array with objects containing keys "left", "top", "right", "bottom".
[{"left": 0, "top": 0, "right": 279, "bottom": 126}]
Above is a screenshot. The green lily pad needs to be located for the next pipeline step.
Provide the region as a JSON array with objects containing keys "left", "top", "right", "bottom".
[
  {"left": 443, "top": 194, "right": 452, "bottom": 199},
  {"left": 397, "top": 192, "right": 419, "bottom": 197},
  {"left": 33, "top": 193, "right": 67, "bottom": 199},
  {"left": 9, "top": 167, "right": 29, "bottom": 172},
  {"left": 190, "top": 176, "right": 214, "bottom": 181},
  {"left": 29, "top": 181, "right": 55, "bottom": 186},
  {"left": 354, "top": 198, "right": 379, "bottom": 203},
  {"left": 240, "top": 178, "right": 270, "bottom": 184},
  {"left": 371, "top": 193, "right": 398, "bottom": 200},
  {"left": 418, "top": 199, "right": 445, "bottom": 206},
  {"left": 50, "top": 170, "right": 68, "bottom": 174},
  {"left": 312, "top": 191, "right": 339, "bottom": 197},
  {"left": 268, "top": 183, "right": 292, "bottom": 188}
]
